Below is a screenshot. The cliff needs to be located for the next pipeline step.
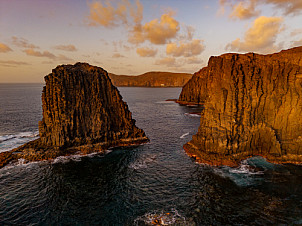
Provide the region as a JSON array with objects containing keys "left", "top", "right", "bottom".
[
  {"left": 109, "top": 72, "right": 192, "bottom": 87},
  {"left": 0, "top": 63, "right": 148, "bottom": 167},
  {"left": 180, "top": 46, "right": 302, "bottom": 166}
]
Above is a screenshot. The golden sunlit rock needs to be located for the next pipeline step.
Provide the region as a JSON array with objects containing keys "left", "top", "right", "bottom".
[{"left": 179, "top": 46, "right": 302, "bottom": 166}]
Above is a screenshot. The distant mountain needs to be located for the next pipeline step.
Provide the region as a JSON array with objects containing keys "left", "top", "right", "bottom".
[{"left": 108, "top": 71, "right": 192, "bottom": 87}]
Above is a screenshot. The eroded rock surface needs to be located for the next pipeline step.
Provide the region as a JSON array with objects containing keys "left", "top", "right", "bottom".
[
  {"left": 180, "top": 47, "right": 302, "bottom": 166},
  {"left": 1, "top": 63, "right": 148, "bottom": 168}
]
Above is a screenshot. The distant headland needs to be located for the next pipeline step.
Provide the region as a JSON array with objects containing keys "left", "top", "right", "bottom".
[{"left": 109, "top": 72, "right": 192, "bottom": 87}]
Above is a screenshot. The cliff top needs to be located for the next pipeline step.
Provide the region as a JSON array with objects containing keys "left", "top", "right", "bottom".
[{"left": 216, "top": 46, "right": 302, "bottom": 65}]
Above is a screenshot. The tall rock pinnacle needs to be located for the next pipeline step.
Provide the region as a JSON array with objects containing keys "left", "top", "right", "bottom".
[
  {"left": 38, "top": 62, "right": 147, "bottom": 148},
  {"left": 0, "top": 62, "right": 148, "bottom": 167}
]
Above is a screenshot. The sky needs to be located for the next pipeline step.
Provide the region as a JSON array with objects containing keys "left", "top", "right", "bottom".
[{"left": 0, "top": 0, "right": 302, "bottom": 83}]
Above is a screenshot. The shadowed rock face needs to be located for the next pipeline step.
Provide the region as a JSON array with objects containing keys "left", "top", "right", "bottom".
[
  {"left": 0, "top": 63, "right": 148, "bottom": 167},
  {"left": 179, "top": 46, "right": 302, "bottom": 166},
  {"left": 38, "top": 62, "right": 147, "bottom": 148}
]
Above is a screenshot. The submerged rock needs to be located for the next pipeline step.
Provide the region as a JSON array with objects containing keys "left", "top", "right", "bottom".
[
  {"left": 179, "top": 46, "right": 302, "bottom": 166},
  {"left": 1, "top": 62, "right": 148, "bottom": 168}
]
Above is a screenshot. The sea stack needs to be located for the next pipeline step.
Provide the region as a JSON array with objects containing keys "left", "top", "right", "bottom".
[
  {"left": 1, "top": 62, "right": 148, "bottom": 166},
  {"left": 179, "top": 46, "right": 302, "bottom": 166}
]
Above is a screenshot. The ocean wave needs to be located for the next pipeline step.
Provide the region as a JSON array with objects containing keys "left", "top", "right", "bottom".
[
  {"left": 213, "top": 158, "right": 268, "bottom": 186},
  {"left": 155, "top": 101, "right": 176, "bottom": 104},
  {"left": 0, "top": 131, "right": 39, "bottom": 153},
  {"left": 52, "top": 150, "right": 112, "bottom": 164},
  {"left": 129, "top": 154, "right": 157, "bottom": 170},
  {"left": 228, "top": 159, "right": 264, "bottom": 175},
  {"left": 180, "top": 132, "right": 189, "bottom": 139},
  {"left": 134, "top": 208, "right": 189, "bottom": 225},
  {"left": 0, "top": 158, "right": 44, "bottom": 174},
  {"left": 184, "top": 113, "right": 201, "bottom": 117}
]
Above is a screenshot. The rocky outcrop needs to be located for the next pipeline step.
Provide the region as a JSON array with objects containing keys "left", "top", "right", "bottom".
[
  {"left": 109, "top": 72, "right": 192, "bottom": 87},
  {"left": 180, "top": 46, "right": 302, "bottom": 166},
  {"left": 0, "top": 63, "right": 148, "bottom": 168}
]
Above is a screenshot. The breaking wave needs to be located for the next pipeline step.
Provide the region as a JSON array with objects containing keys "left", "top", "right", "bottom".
[
  {"left": 180, "top": 132, "right": 189, "bottom": 139},
  {"left": 0, "top": 131, "right": 39, "bottom": 153},
  {"left": 129, "top": 154, "right": 157, "bottom": 170},
  {"left": 184, "top": 113, "right": 201, "bottom": 117},
  {"left": 213, "top": 157, "right": 270, "bottom": 186}
]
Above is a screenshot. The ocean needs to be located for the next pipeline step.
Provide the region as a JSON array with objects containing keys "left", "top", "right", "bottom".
[{"left": 0, "top": 84, "right": 301, "bottom": 225}]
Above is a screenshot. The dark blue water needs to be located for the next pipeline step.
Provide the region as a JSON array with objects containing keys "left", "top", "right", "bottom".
[{"left": 0, "top": 85, "right": 302, "bottom": 225}]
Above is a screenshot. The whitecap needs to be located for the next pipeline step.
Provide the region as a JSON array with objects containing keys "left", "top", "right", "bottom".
[
  {"left": 129, "top": 154, "right": 157, "bottom": 170},
  {"left": 180, "top": 132, "right": 189, "bottom": 139},
  {"left": 184, "top": 113, "right": 201, "bottom": 117},
  {"left": 213, "top": 158, "right": 267, "bottom": 186},
  {"left": 52, "top": 150, "right": 110, "bottom": 164},
  {"left": 229, "top": 159, "right": 264, "bottom": 175}
]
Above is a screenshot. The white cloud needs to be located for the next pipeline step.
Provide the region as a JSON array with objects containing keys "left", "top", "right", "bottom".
[
  {"left": 155, "top": 57, "right": 178, "bottom": 67},
  {"left": 226, "top": 16, "right": 283, "bottom": 52},
  {"left": 129, "top": 12, "right": 180, "bottom": 45},
  {"left": 54, "top": 44, "right": 77, "bottom": 52},
  {"left": 166, "top": 39, "right": 205, "bottom": 57},
  {"left": 11, "top": 36, "right": 39, "bottom": 49},
  {"left": 136, "top": 47, "right": 157, "bottom": 57}
]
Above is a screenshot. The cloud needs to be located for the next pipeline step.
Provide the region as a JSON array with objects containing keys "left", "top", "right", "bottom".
[
  {"left": 0, "top": 60, "right": 30, "bottom": 67},
  {"left": 265, "top": 0, "right": 302, "bottom": 15},
  {"left": 220, "top": 0, "right": 302, "bottom": 20},
  {"left": 166, "top": 39, "right": 205, "bottom": 57},
  {"left": 11, "top": 36, "right": 39, "bottom": 49},
  {"left": 226, "top": 16, "right": 283, "bottom": 52},
  {"left": 88, "top": 0, "right": 142, "bottom": 27},
  {"left": 0, "top": 43, "right": 12, "bottom": 53},
  {"left": 23, "top": 48, "right": 74, "bottom": 62},
  {"left": 291, "top": 28, "right": 302, "bottom": 37},
  {"left": 129, "top": 12, "right": 179, "bottom": 45},
  {"left": 56, "top": 54, "right": 74, "bottom": 62},
  {"left": 24, "top": 48, "right": 56, "bottom": 59},
  {"left": 136, "top": 47, "right": 157, "bottom": 57},
  {"left": 186, "top": 56, "right": 203, "bottom": 65},
  {"left": 54, "top": 44, "right": 77, "bottom": 52},
  {"left": 112, "top": 53, "right": 125, "bottom": 58},
  {"left": 291, "top": 39, "right": 302, "bottom": 47},
  {"left": 155, "top": 57, "right": 178, "bottom": 67},
  {"left": 229, "top": 1, "right": 260, "bottom": 20}
]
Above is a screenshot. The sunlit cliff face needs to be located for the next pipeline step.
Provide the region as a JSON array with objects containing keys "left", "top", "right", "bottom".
[{"left": 180, "top": 47, "right": 302, "bottom": 166}]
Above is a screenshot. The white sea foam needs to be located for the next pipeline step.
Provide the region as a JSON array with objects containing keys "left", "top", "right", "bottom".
[
  {"left": 134, "top": 208, "right": 188, "bottom": 225},
  {"left": 129, "top": 154, "right": 157, "bottom": 170},
  {"left": 213, "top": 158, "right": 266, "bottom": 186},
  {"left": 184, "top": 113, "right": 201, "bottom": 117},
  {"left": 0, "top": 131, "right": 39, "bottom": 153},
  {"left": 229, "top": 159, "right": 264, "bottom": 175},
  {"left": 0, "top": 158, "right": 44, "bottom": 173},
  {"left": 52, "top": 150, "right": 111, "bottom": 164},
  {"left": 180, "top": 132, "right": 189, "bottom": 139}
]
